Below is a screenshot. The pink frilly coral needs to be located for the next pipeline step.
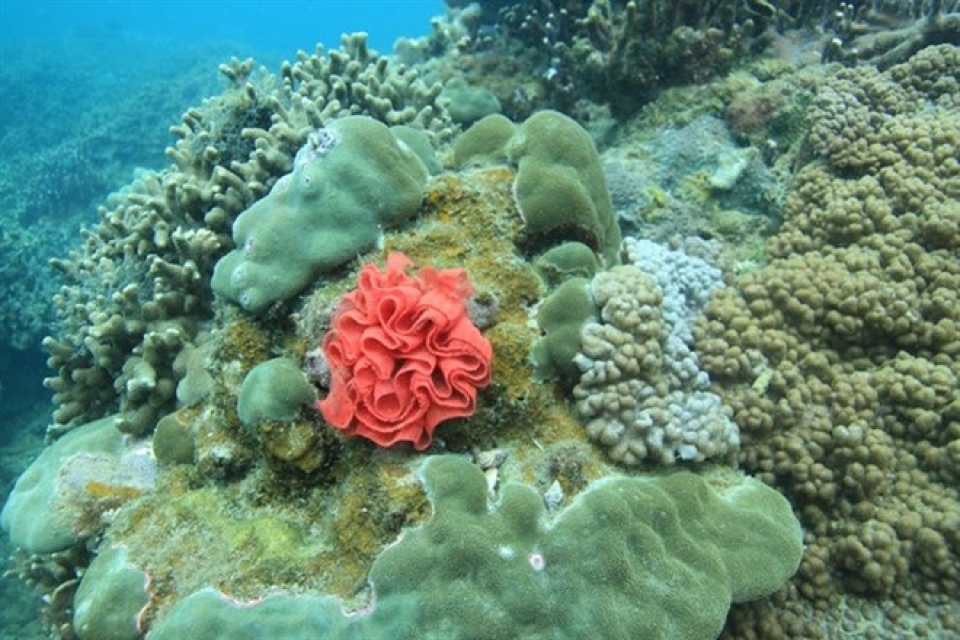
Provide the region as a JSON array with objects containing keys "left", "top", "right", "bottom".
[{"left": 317, "top": 252, "right": 493, "bottom": 449}]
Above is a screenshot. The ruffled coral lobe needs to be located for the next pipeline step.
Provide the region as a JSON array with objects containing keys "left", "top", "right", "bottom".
[{"left": 318, "top": 252, "right": 492, "bottom": 449}]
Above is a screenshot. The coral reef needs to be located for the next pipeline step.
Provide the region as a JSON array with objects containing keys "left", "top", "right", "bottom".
[
  {"left": 3, "top": 545, "right": 91, "bottom": 638},
  {"left": 149, "top": 455, "right": 803, "bottom": 639},
  {"left": 42, "top": 34, "right": 452, "bottom": 439},
  {"left": 469, "top": 0, "right": 763, "bottom": 117},
  {"left": 696, "top": 45, "right": 960, "bottom": 636},
  {"left": 420, "top": 1, "right": 958, "bottom": 128},
  {"left": 824, "top": 0, "right": 960, "bottom": 68},
  {"left": 5, "top": 5, "right": 959, "bottom": 637}
]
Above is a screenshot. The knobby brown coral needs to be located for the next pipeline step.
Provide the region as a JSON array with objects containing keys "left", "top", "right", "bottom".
[{"left": 696, "top": 45, "right": 959, "bottom": 637}]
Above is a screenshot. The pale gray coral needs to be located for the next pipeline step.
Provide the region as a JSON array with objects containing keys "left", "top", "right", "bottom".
[{"left": 573, "top": 238, "right": 738, "bottom": 466}]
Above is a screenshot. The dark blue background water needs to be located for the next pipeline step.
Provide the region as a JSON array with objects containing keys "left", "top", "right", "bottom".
[
  {"left": 0, "top": 0, "right": 445, "bottom": 365},
  {"left": 0, "top": 10, "right": 446, "bottom": 629}
]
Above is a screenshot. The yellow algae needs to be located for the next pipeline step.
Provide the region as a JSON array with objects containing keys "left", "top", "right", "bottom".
[{"left": 217, "top": 314, "right": 272, "bottom": 366}]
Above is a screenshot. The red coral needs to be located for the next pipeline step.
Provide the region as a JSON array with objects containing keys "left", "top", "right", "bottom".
[{"left": 317, "top": 252, "right": 493, "bottom": 449}]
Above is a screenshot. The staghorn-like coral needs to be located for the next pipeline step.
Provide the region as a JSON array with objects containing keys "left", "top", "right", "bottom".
[
  {"left": 483, "top": 0, "right": 761, "bottom": 117},
  {"left": 696, "top": 45, "right": 960, "bottom": 637},
  {"left": 823, "top": 0, "right": 960, "bottom": 68}
]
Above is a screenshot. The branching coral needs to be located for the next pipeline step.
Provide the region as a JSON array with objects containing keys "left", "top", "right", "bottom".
[{"left": 472, "top": 0, "right": 761, "bottom": 116}]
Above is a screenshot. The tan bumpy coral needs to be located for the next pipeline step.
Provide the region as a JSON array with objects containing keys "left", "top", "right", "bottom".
[
  {"left": 574, "top": 258, "right": 739, "bottom": 466},
  {"left": 697, "top": 45, "right": 959, "bottom": 638}
]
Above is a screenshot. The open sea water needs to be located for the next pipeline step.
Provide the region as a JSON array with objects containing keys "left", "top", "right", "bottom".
[{"left": 0, "top": 2, "right": 441, "bottom": 637}]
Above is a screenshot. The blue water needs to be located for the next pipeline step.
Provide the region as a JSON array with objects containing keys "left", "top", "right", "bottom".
[
  {"left": 0, "top": 4, "right": 443, "bottom": 632},
  {"left": 0, "top": 0, "right": 445, "bottom": 362},
  {"left": 1, "top": 0, "right": 444, "bottom": 59}
]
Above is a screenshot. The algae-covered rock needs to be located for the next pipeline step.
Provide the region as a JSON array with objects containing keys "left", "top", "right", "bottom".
[
  {"left": 212, "top": 116, "right": 429, "bottom": 314},
  {"left": 237, "top": 357, "right": 317, "bottom": 427}
]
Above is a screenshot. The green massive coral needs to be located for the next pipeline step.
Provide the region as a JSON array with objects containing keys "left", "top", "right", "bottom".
[
  {"left": 369, "top": 455, "right": 804, "bottom": 639},
  {"left": 453, "top": 110, "right": 622, "bottom": 266},
  {"left": 212, "top": 116, "right": 429, "bottom": 314},
  {"left": 151, "top": 456, "right": 803, "bottom": 640}
]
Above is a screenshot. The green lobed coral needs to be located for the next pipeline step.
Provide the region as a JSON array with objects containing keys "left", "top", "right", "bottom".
[
  {"left": 212, "top": 116, "right": 429, "bottom": 314},
  {"left": 452, "top": 111, "right": 622, "bottom": 267},
  {"left": 368, "top": 455, "right": 803, "bottom": 639},
  {"left": 508, "top": 110, "right": 623, "bottom": 266},
  {"left": 150, "top": 455, "right": 803, "bottom": 639},
  {"left": 529, "top": 277, "right": 597, "bottom": 384},
  {"left": 236, "top": 357, "right": 317, "bottom": 427}
]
